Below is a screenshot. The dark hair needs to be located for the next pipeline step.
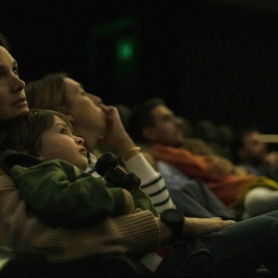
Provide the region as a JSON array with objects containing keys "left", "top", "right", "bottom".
[
  {"left": 0, "top": 34, "right": 10, "bottom": 51},
  {"left": 127, "top": 98, "right": 165, "bottom": 144},
  {"left": 26, "top": 73, "right": 68, "bottom": 111},
  {"left": 0, "top": 109, "right": 72, "bottom": 156},
  {"left": 232, "top": 126, "right": 260, "bottom": 163}
]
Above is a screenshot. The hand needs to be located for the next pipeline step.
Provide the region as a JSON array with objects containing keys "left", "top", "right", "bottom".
[
  {"left": 97, "top": 104, "right": 134, "bottom": 152},
  {"left": 183, "top": 217, "right": 235, "bottom": 236},
  {"left": 122, "top": 189, "right": 135, "bottom": 215},
  {"left": 97, "top": 104, "right": 140, "bottom": 160},
  {"left": 156, "top": 216, "right": 235, "bottom": 244},
  {"left": 265, "top": 151, "right": 278, "bottom": 167}
]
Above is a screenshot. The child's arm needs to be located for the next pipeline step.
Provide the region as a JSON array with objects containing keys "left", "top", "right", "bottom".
[
  {"left": 8, "top": 157, "right": 128, "bottom": 228},
  {"left": 0, "top": 175, "right": 159, "bottom": 261}
]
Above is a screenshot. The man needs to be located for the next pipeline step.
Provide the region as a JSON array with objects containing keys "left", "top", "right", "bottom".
[
  {"left": 234, "top": 127, "right": 278, "bottom": 181},
  {"left": 127, "top": 98, "right": 278, "bottom": 216}
]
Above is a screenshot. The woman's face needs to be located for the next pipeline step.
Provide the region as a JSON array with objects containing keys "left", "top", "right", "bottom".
[
  {"left": 0, "top": 46, "right": 27, "bottom": 120},
  {"left": 63, "top": 77, "right": 106, "bottom": 141}
]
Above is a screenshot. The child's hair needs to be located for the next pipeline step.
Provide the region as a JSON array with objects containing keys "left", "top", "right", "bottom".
[{"left": 0, "top": 109, "right": 72, "bottom": 156}]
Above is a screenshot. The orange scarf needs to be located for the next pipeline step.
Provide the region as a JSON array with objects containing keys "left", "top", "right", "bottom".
[{"left": 150, "top": 144, "right": 257, "bottom": 206}]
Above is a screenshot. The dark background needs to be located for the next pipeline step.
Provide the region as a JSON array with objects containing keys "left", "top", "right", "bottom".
[{"left": 1, "top": 0, "right": 278, "bottom": 133}]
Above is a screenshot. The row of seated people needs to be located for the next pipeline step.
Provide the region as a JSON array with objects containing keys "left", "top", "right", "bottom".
[
  {"left": 115, "top": 103, "right": 239, "bottom": 161},
  {"left": 115, "top": 102, "right": 278, "bottom": 183},
  {"left": 114, "top": 99, "right": 278, "bottom": 220}
]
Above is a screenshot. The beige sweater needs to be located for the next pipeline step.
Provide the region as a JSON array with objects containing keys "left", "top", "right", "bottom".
[{"left": 0, "top": 175, "right": 159, "bottom": 262}]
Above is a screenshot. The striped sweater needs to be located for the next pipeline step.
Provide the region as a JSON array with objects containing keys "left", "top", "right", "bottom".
[
  {"left": 86, "top": 152, "right": 175, "bottom": 213},
  {"left": 85, "top": 152, "right": 175, "bottom": 273}
]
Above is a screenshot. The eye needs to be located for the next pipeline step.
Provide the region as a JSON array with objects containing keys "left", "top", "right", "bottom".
[
  {"left": 0, "top": 72, "right": 5, "bottom": 85},
  {"left": 59, "top": 128, "right": 67, "bottom": 134},
  {"left": 13, "top": 66, "right": 19, "bottom": 75},
  {"left": 161, "top": 115, "right": 172, "bottom": 122},
  {"left": 73, "top": 133, "right": 80, "bottom": 137}
]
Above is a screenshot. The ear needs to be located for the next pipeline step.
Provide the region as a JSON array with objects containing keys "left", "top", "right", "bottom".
[
  {"left": 59, "top": 105, "right": 74, "bottom": 122},
  {"left": 142, "top": 126, "right": 158, "bottom": 142}
]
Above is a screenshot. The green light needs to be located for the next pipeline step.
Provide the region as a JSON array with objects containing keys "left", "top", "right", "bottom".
[
  {"left": 122, "top": 44, "right": 133, "bottom": 57},
  {"left": 117, "top": 39, "right": 134, "bottom": 60}
]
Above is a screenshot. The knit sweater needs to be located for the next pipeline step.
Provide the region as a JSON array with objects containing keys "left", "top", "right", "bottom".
[
  {"left": 0, "top": 150, "right": 157, "bottom": 228},
  {"left": 0, "top": 153, "right": 161, "bottom": 262}
]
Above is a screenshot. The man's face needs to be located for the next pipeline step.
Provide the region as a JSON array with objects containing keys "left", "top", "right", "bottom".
[
  {"left": 63, "top": 77, "right": 106, "bottom": 138},
  {"left": 144, "top": 104, "right": 185, "bottom": 147},
  {"left": 0, "top": 46, "right": 27, "bottom": 120},
  {"left": 240, "top": 131, "right": 267, "bottom": 163}
]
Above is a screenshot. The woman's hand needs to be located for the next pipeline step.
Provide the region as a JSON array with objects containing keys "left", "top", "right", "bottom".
[
  {"left": 97, "top": 104, "right": 139, "bottom": 160},
  {"left": 183, "top": 217, "right": 235, "bottom": 236},
  {"left": 156, "top": 216, "right": 235, "bottom": 244}
]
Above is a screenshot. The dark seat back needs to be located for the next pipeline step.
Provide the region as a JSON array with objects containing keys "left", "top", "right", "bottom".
[{"left": 0, "top": 254, "right": 144, "bottom": 278}]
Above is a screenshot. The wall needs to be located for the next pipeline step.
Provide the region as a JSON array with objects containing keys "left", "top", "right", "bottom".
[{"left": 1, "top": 0, "right": 278, "bottom": 132}]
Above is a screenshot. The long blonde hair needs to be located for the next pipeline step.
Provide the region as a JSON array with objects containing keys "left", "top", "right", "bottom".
[{"left": 26, "top": 73, "right": 68, "bottom": 111}]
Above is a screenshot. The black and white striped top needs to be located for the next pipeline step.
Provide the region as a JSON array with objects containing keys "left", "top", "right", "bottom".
[{"left": 85, "top": 152, "right": 175, "bottom": 214}]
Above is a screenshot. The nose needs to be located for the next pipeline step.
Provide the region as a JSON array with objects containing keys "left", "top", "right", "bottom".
[
  {"left": 74, "top": 136, "right": 84, "bottom": 145},
  {"left": 86, "top": 93, "right": 102, "bottom": 105},
  {"left": 175, "top": 116, "right": 184, "bottom": 126},
  {"left": 10, "top": 75, "right": 25, "bottom": 94}
]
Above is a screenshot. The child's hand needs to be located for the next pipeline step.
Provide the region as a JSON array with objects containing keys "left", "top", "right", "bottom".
[{"left": 122, "top": 189, "right": 135, "bottom": 214}]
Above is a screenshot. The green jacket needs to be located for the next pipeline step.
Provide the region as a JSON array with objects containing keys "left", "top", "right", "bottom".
[{"left": 0, "top": 150, "right": 157, "bottom": 228}]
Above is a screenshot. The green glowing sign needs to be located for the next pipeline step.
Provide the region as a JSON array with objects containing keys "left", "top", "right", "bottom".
[{"left": 117, "top": 39, "right": 134, "bottom": 60}]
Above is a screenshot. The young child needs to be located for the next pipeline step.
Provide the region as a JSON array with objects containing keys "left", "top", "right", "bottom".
[{"left": 0, "top": 109, "right": 157, "bottom": 228}]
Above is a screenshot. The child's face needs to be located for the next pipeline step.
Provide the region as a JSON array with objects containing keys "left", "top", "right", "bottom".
[{"left": 37, "top": 115, "right": 88, "bottom": 170}]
